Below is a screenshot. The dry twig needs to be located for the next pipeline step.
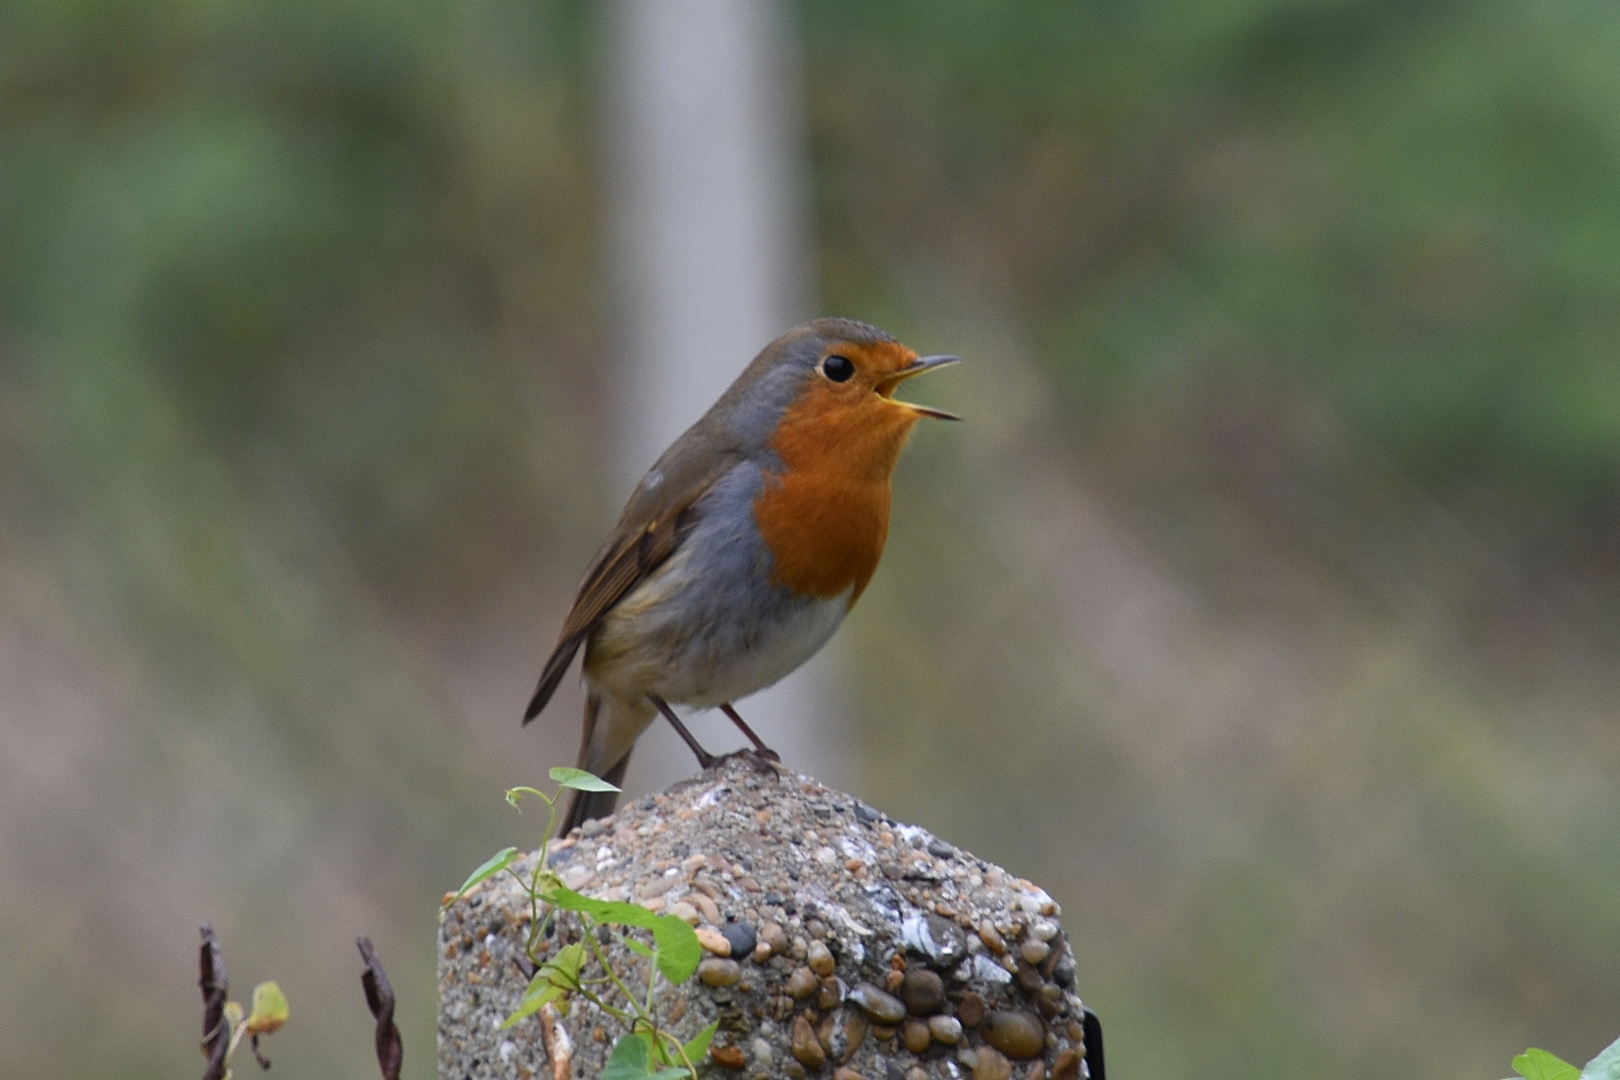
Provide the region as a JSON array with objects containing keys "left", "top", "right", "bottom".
[
  {"left": 199, "top": 923, "right": 229, "bottom": 1080},
  {"left": 357, "top": 937, "right": 403, "bottom": 1080}
]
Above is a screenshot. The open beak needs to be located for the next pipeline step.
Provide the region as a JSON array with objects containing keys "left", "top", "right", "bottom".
[{"left": 877, "top": 354, "right": 961, "bottom": 420}]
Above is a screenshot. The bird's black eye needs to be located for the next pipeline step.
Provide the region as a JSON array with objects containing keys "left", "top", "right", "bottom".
[{"left": 822, "top": 354, "right": 855, "bottom": 382}]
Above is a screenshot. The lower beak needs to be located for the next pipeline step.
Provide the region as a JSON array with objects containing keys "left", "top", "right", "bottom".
[{"left": 880, "top": 354, "right": 961, "bottom": 420}]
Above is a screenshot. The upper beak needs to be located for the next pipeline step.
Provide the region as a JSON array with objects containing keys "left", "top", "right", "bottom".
[{"left": 878, "top": 354, "right": 961, "bottom": 420}]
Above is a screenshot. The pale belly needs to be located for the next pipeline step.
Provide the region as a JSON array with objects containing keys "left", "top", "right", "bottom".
[{"left": 583, "top": 542, "right": 851, "bottom": 708}]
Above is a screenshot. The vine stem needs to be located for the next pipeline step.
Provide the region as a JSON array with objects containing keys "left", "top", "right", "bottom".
[{"left": 501, "top": 776, "right": 701, "bottom": 1077}]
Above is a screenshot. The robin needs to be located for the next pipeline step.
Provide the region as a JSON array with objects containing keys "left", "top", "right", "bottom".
[{"left": 524, "top": 317, "right": 958, "bottom": 831}]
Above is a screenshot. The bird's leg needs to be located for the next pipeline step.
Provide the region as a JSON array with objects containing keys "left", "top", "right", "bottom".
[
  {"left": 719, "top": 703, "right": 779, "bottom": 762},
  {"left": 647, "top": 694, "right": 716, "bottom": 769}
]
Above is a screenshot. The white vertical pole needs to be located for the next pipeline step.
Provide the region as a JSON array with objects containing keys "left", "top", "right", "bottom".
[{"left": 602, "top": 0, "right": 847, "bottom": 793}]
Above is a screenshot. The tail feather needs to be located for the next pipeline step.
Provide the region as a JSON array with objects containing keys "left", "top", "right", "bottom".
[
  {"left": 524, "top": 634, "right": 583, "bottom": 723},
  {"left": 558, "top": 693, "right": 653, "bottom": 835}
]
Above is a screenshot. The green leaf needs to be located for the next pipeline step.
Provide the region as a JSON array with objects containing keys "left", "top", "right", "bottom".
[
  {"left": 501, "top": 980, "right": 562, "bottom": 1029},
  {"left": 683, "top": 1019, "right": 719, "bottom": 1061},
  {"left": 550, "top": 766, "right": 621, "bottom": 793},
  {"left": 1514, "top": 1048, "right": 1580, "bottom": 1080},
  {"left": 650, "top": 914, "right": 703, "bottom": 985},
  {"left": 447, "top": 847, "right": 519, "bottom": 905},
  {"left": 623, "top": 937, "right": 655, "bottom": 959},
  {"left": 1584, "top": 1035, "right": 1620, "bottom": 1080},
  {"left": 600, "top": 1031, "right": 684, "bottom": 1080},
  {"left": 244, "top": 981, "right": 289, "bottom": 1036},
  {"left": 545, "top": 941, "right": 587, "bottom": 987},
  {"left": 547, "top": 888, "right": 701, "bottom": 984},
  {"left": 600, "top": 1034, "right": 654, "bottom": 1079}
]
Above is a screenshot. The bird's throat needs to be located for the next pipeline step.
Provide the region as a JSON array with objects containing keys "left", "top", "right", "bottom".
[{"left": 752, "top": 388, "right": 919, "bottom": 602}]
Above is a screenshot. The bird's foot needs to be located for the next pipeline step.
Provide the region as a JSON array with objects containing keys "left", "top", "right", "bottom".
[
  {"left": 710, "top": 746, "right": 783, "bottom": 778},
  {"left": 648, "top": 694, "right": 717, "bottom": 770}
]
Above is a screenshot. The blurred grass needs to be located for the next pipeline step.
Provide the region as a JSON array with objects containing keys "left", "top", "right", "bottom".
[{"left": 3, "top": 1, "right": 1620, "bottom": 1078}]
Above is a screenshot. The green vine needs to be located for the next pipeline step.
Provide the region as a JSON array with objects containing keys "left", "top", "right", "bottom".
[{"left": 446, "top": 768, "right": 716, "bottom": 1079}]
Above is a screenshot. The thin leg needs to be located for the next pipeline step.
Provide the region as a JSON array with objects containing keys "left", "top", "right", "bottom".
[
  {"left": 648, "top": 694, "right": 716, "bottom": 769},
  {"left": 719, "top": 703, "right": 778, "bottom": 760}
]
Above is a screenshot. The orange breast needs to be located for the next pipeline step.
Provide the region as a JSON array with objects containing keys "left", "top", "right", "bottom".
[{"left": 753, "top": 378, "right": 923, "bottom": 603}]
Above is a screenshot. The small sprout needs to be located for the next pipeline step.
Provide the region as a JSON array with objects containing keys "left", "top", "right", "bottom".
[{"left": 506, "top": 786, "right": 552, "bottom": 811}]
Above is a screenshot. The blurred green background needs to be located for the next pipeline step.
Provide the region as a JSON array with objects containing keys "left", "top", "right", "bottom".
[{"left": 4, "top": 1, "right": 1620, "bottom": 1077}]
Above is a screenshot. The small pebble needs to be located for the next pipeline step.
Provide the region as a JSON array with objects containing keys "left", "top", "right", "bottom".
[
  {"left": 833, "top": 1069, "right": 866, "bottom": 1080},
  {"left": 786, "top": 966, "right": 819, "bottom": 999},
  {"left": 722, "top": 921, "right": 757, "bottom": 959},
  {"left": 697, "top": 958, "right": 742, "bottom": 987},
  {"left": 985, "top": 1010, "right": 1045, "bottom": 1059},
  {"left": 808, "top": 940, "right": 836, "bottom": 976},
  {"left": 977, "top": 921, "right": 1007, "bottom": 955},
  {"left": 760, "top": 921, "right": 789, "bottom": 954},
  {"left": 710, "top": 1043, "right": 746, "bottom": 1069},
  {"left": 790, "top": 937, "right": 809, "bottom": 960},
  {"left": 696, "top": 928, "right": 731, "bottom": 955},
  {"left": 1052, "top": 1049, "right": 1082, "bottom": 1080},
  {"left": 819, "top": 976, "right": 845, "bottom": 1009},
  {"left": 1019, "top": 938, "right": 1051, "bottom": 965},
  {"left": 791, "top": 1015, "right": 826, "bottom": 1069},
  {"left": 1031, "top": 919, "right": 1059, "bottom": 942},
  {"left": 928, "top": 1015, "right": 963, "bottom": 1045},
  {"left": 973, "top": 1045, "right": 1012, "bottom": 1080},
  {"left": 669, "top": 901, "right": 700, "bottom": 926},
  {"left": 958, "top": 991, "right": 986, "bottom": 1027},
  {"left": 752, "top": 941, "right": 772, "bottom": 963},
  {"left": 841, "top": 1009, "right": 868, "bottom": 1059},
  {"left": 751, "top": 1037, "right": 773, "bottom": 1066},
  {"left": 848, "top": 982, "right": 906, "bottom": 1025},
  {"left": 885, "top": 968, "right": 905, "bottom": 992},
  {"left": 924, "top": 914, "right": 968, "bottom": 968},
  {"left": 901, "top": 968, "right": 945, "bottom": 1015},
  {"left": 818, "top": 1007, "right": 865, "bottom": 1062},
  {"left": 692, "top": 893, "right": 722, "bottom": 926},
  {"left": 902, "top": 1018, "right": 931, "bottom": 1054},
  {"left": 906, "top": 1069, "right": 928, "bottom": 1080}
]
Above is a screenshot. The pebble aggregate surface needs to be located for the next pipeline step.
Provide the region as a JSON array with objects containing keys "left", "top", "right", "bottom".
[{"left": 439, "top": 756, "right": 1093, "bottom": 1079}]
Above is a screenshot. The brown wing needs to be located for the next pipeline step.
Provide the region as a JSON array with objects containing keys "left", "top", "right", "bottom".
[{"left": 523, "top": 435, "right": 737, "bottom": 723}]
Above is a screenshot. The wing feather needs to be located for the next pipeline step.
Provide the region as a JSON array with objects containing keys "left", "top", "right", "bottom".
[{"left": 523, "top": 444, "right": 734, "bottom": 723}]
